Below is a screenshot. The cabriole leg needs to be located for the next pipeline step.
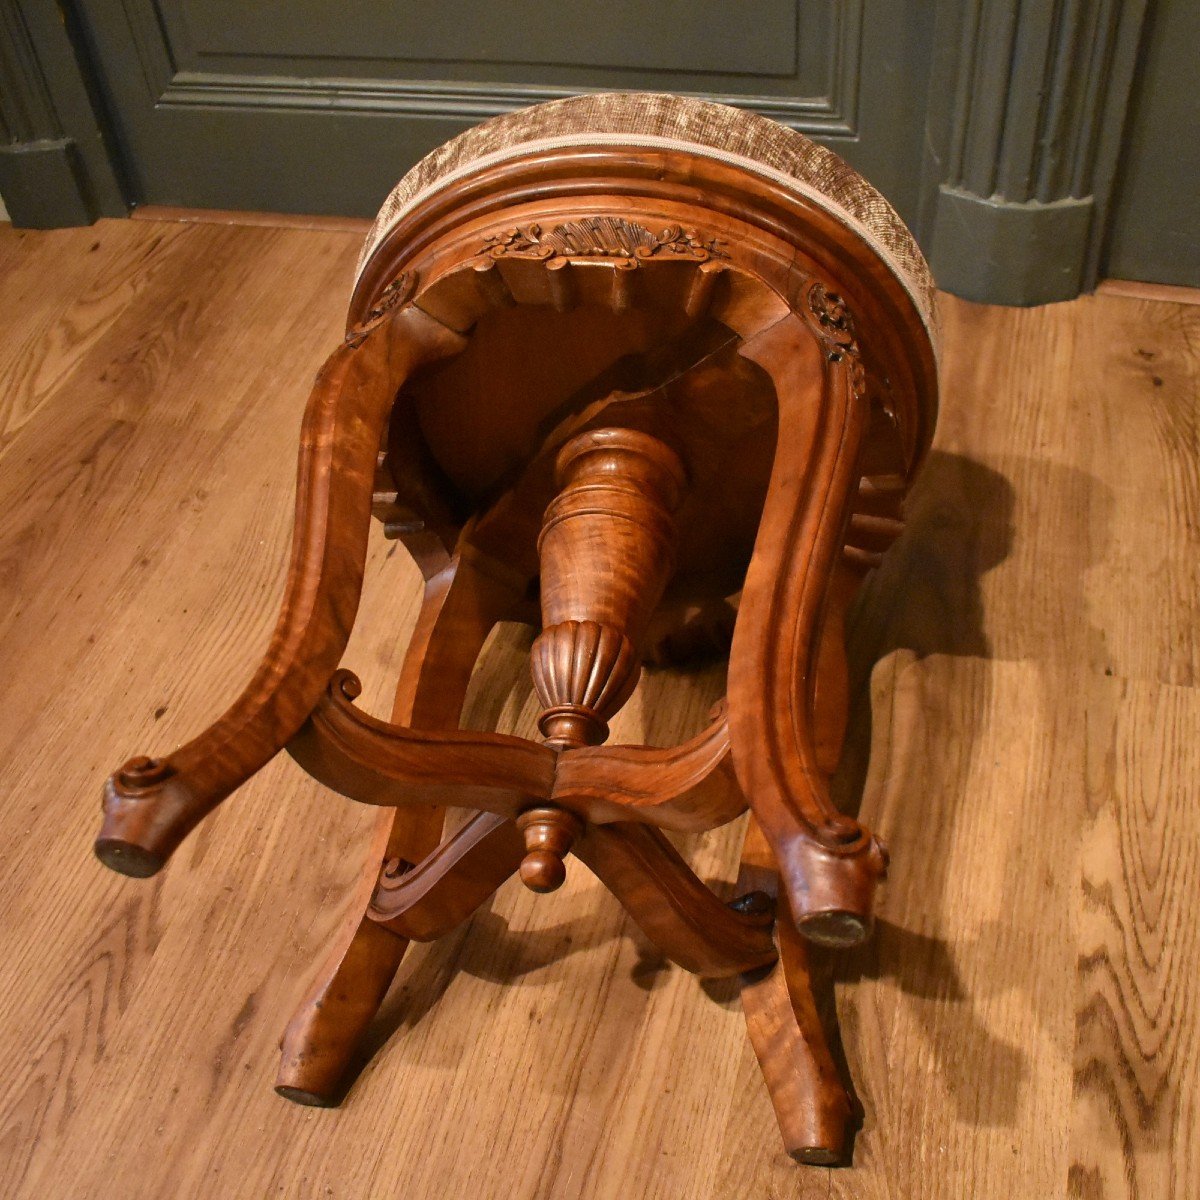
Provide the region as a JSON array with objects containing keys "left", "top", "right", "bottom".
[
  {"left": 275, "top": 554, "right": 519, "bottom": 1104},
  {"left": 728, "top": 305, "right": 888, "bottom": 947}
]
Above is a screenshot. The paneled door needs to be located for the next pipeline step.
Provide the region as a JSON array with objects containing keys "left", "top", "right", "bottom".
[{"left": 71, "top": 0, "right": 936, "bottom": 225}]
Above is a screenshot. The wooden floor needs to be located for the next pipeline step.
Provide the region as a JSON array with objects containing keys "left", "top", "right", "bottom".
[{"left": 0, "top": 215, "right": 1196, "bottom": 1200}]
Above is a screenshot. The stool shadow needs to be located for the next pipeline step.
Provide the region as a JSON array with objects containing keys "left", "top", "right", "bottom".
[
  {"left": 351, "top": 449, "right": 1112, "bottom": 1136},
  {"left": 818, "top": 450, "right": 1112, "bottom": 1141},
  {"left": 819, "top": 448, "right": 1018, "bottom": 1139}
]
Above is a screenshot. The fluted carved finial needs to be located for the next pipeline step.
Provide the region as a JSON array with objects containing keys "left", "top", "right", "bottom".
[
  {"left": 531, "top": 619, "right": 638, "bottom": 749},
  {"left": 531, "top": 427, "right": 686, "bottom": 750}
]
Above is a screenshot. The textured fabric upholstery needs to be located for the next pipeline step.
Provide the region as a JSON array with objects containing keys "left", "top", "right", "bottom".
[{"left": 358, "top": 91, "right": 936, "bottom": 338}]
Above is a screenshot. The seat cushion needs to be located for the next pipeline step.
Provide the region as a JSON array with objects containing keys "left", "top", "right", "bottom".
[{"left": 358, "top": 91, "right": 936, "bottom": 338}]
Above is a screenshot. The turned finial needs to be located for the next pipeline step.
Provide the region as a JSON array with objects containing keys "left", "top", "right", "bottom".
[{"left": 516, "top": 807, "right": 584, "bottom": 892}]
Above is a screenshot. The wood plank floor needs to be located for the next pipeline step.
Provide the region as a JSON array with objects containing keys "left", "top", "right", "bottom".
[{"left": 0, "top": 216, "right": 1196, "bottom": 1199}]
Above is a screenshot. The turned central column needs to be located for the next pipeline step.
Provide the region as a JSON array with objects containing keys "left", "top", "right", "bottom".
[
  {"left": 519, "top": 427, "right": 686, "bottom": 891},
  {"left": 531, "top": 427, "right": 686, "bottom": 750}
]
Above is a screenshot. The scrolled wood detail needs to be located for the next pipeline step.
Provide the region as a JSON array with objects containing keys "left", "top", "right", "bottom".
[
  {"left": 364, "top": 805, "right": 776, "bottom": 976},
  {"left": 367, "top": 812, "right": 525, "bottom": 939},
  {"left": 285, "top": 668, "right": 557, "bottom": 812},
  {"left": 290, "top": 669, "right": 743, "bottom": 834}
]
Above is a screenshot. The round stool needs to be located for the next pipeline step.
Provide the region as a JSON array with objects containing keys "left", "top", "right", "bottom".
[{"left": 97, "top": 92, "right": 938, "bottom": 1166}]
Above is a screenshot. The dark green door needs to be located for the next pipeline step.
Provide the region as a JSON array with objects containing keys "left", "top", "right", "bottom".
[
  {"left": 70, "top": 0, "right": 936, "bottom": 226},
  {"left": 8, "top": 0, "right": 1181, "bottom": 301}
]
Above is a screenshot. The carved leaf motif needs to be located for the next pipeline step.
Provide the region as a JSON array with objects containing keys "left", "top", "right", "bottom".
[
  {"left": 808, "top": 282, "right": 853, "bottom": 342},
  {"left": 483, "top": 217, "right": 727, "bottom": 264}
]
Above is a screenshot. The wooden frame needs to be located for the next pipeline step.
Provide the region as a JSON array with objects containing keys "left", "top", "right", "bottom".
[{"left": 95, "top": 138, "right": 936, "bottom": 1165}]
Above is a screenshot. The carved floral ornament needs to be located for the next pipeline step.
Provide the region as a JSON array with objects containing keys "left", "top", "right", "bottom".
[
  {"left": 482, "top": 217, "right": 728, "bottom": 265},
  {"left": 345, "top": 270, "right": 415, "bottom": 346},
  {"left": 807, "top": 280, "right": 866, "bottom": 393}
]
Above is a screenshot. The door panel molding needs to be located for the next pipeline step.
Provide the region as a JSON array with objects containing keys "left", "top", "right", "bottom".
[
  {"left": 156, "top": 75, "right": 855, "bottom": 135},
  {"left": 179, "top": 0, "right": 800, "bottom": 77},
  {"left": 113, "top": 0, "right": 862, "bottom": 135},
  {"left": 0, "top": 0, "right": 126, "bottom": 224}
]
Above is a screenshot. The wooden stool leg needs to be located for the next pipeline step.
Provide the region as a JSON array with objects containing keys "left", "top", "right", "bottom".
[
  {"left": 275, "top": 555, "right": 518, "bottom": 1104},
  {"left": 728, "top": 308, "right": 887, "bottom": 947},
  {"left": 95, "top": 304, "right": 463, "bottom": 875},
  {"left": 739, "top": 817, "right": 851, "bottom": 1163}
]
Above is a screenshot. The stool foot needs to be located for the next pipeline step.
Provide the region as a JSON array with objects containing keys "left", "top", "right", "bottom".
[
  {"left": 277, "top": 555, "right": 521, "bottom": 1101},
  {"left": 276, "top": 878, "right": 408, "bottom": 1105},
  {"left": 739, "top": 818, "right": 852, "bottom": 1163}
]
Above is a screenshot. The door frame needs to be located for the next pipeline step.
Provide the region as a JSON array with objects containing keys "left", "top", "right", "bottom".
[{"left": 0, "top": 0, "right": 127, "bottom": 226}]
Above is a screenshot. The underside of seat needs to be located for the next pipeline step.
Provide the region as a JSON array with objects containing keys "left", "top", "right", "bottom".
[{"left": 358, "top": 91, "right": 937, "bottom": 342}]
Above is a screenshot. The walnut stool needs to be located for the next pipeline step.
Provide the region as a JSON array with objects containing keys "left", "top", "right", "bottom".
[{"left": 96, "top": 93, "right": 938, "bottom": 1165}]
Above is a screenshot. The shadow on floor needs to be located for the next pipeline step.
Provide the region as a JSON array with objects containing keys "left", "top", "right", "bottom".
[
  {"left": 821, "top": 449, "right": 1112, "bottom": 1139},
  {"left": 340, "top": 448, "right": 1114, "bottom": 1139}
]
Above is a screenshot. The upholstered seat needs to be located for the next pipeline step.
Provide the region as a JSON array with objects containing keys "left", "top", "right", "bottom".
[{"left": 358, "top": 91, "right": 937, "bottom": 344}]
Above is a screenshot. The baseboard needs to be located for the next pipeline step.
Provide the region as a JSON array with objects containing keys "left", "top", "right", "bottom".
[
  {"left": 131, "top": 205, "right": 373, "bottom": 235},
  {"left": 1096, "top": 279, "right": 1200, "bottom": 306},
  {"left": 929, "top": 186, "right": 1093, "bottom": 307},
  {"left": 0, "top": 138, "right": 94, "bottom": 228}
]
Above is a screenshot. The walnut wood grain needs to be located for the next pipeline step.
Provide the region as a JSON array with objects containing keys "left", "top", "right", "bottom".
[
  {"left": 275, "top": 554, "right": 518, "bottom": 1105},
  {"left": 727, "top": 310, "right": 889, "bottom": 948},
  {"left": 573, "top": 822, "right": 776, "bottom": 978},
  {"left": 95, "top": 304, "right": 466, "bottom": 876}
]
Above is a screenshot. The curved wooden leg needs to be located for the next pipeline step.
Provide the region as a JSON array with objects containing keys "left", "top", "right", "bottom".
[
  {"left": 572, "top": 822, "right": 776, "bottom": 978},
  {"left": 274, "top": 816, "right": 407, "bottom": 1106},
  {"left": 739, "top": 817, "right": 851, "bottom": 1164},
  {"left": 95, "top": 304, "right": 465, "bottom": 876},
  {"left": 727, "top": 305, "right": 887, "bottom": 946},
  {"left": 275, "top": 554, "right": 520, "bottom": 1104}
]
